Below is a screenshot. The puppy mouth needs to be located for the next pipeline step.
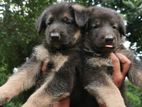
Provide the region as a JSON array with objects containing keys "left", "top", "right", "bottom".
[
  {"left": 49, "top": 39, "right": 61, "bottom": 49},
  {"left": 105, "top": 44, "right": 114, "bottom": 48},
  {"left": 101, "top": 43, "right": 115, "bottom": 53},
  {"left": 104, "top": 41, "right": 114, "bottom": 48},
  {"left": 51, "top": 39, "right": 61, "bottom": 43},
  {"left": 50, "top": 39, "right": 71, "bottom": 49}
]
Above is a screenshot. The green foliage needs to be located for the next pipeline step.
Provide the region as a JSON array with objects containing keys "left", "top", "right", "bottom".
[
  {"left": 0, "top": 63, "right": 9, "bottom": 85},
  {"left": 0, "top": 0, "right": 57, "bottom": 71},
  {"left": 121, "top": 0, "right": 142, "bottom": 52},
  {"left": 126, "top": 81, "right": 142, "bottom": 107}
]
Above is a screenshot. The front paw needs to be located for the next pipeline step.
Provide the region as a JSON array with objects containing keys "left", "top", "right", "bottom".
[
  {"left": 0, "top": 88, "right": 12, "bottom": 106},
  {"left": 22, "top": 103, "right": 35, "bottom": 107},
  {"left": 22, "top": 98, "right": 39, "bottom": 107},
  {"left": 22, "top": 102, "right": 52, "bottom": 107}
]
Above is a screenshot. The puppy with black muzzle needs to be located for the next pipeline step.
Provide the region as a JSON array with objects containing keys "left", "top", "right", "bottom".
[
  {"left": 0, "top": 3, "right": 88, "bottom": 107},
  {"left": 80, "top": 6, "right": 128, "bottom": 107},
  {"left": 79, "top": 6, "right": 142, "bottom": 107}
]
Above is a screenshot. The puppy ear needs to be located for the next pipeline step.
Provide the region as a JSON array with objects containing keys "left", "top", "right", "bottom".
[
  {"left": 36, "top": 10, "right": 47, "bottom": 33},
  {"left": 71, "top": 4, "right": 89, "bottom": 27}
]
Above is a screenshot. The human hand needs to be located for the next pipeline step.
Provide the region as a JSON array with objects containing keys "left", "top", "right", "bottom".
[
  {"left": 110, "top": 53, "right": 131, "bottom": 87},
  {"left": 100, "top": 53, "right": 131, "bottom": 107},
  {"left": 53, "top": 98, "right": 70, "bottom": 107}
]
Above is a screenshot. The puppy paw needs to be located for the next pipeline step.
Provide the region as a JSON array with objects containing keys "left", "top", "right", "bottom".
[
  {"left": 22, "top": 103, "right": 35, "bottom": 107},
  {"left": 0, "top": 88, "right": 12, "bottom": 105},
  {"left": 22, "top": 98, "right": 39, "bottom": 107}
]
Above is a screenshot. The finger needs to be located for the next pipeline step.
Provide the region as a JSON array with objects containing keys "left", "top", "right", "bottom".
[
  {"left": 41, "top": 59, "right": 49, "bottom": 73},
  {"left": 109, "top": 53, "right": 121, "bottom": 73},
  {"left": 53, "top": 98, "right": 70, "bottom": 107},
  {"left": 109, "top": 53, "right": 120, "bottom": 64},
  {"left": 115, "top": 53, "right": 131, "bottom": 64},
  {"left": 109, "top": 53, "right": 123, "bottom": 87},
  {"left": 115, "top": 53, "right": 131, "bottom": 76}
]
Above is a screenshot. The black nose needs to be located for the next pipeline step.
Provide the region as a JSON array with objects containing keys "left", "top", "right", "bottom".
[
  {"left": 105, "top": 35, "right": 114, "bottom": 42},
  {"left": 50, "top": 32, "right": 61, "bottom": 41}
]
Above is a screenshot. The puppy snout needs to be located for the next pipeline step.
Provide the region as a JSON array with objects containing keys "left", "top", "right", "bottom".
[
  {"left": 105, "top": 35, "right": 114, "bottom": 43},
  {"left": 50, "top": 32, "right": 61, "bottom": 41}
]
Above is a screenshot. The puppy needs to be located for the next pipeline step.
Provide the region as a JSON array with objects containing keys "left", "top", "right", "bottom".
[
  {"left": 0, "top": 3, "right": 88, "bottom": 107},
  {"left": 71, "top": 6, "right": 126, "bottom": 107},
  {"left": 71, "top": 6, "right": 133, "bottom": 107},
  {"left": 77, "top": 6, "right": 142, "bottom": 107}
]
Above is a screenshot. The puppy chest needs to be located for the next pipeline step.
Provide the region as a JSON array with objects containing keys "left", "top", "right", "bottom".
[
  {"left": 87, "top": 57, "right": 113, "bottom": 74},
  {"left": 48, "top": 53, "right": 69, "bottom": 72}
]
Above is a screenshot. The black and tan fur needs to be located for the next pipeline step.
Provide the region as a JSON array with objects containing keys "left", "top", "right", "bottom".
[
  {"left": 0, "top": 3, "right": 88, "bottom": 107},
  {"left": 71, "top": 6, "right": 142, "bottom": 107}
]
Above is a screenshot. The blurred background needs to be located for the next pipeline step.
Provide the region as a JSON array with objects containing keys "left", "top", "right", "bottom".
[{"left": 0, "top": 0, "right": 142, "bottom": 106}]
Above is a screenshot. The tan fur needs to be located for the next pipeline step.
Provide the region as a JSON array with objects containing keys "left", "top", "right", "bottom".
[
  {"left": 0, "top": 61, "right": 41, "bottom": 103},
  {"left": 0, "top": 45, "right": 49, "bottom": 104},
  {"left": 85, "top": 74, "right": 126, "bottom": 107},
  {"left": 50, "top": 53, "right": 69, "bottom": 72},
  {"left": 87, "top": 57, "right": 112, "bottom": 67},
  {"left": 63, "top": 12, "right": 71, "bottom": 18},
  {"left": 20, "top": 48, "right": 69, "bottom": 107},
  {"left": 34, "top": 45, "right": 50, "bottom": 61},
  {"left": 34, "top": 45, "right": 69, "bottom": 73},
  {"left": 95, "top": 86, "right": 126, "bottom": 107},
  {"left": 22, "top": 83, "right": 53, "bottom": 107},
  {"left": 72, "top": 4, "right": 85, "bottom": 11},
  {"left": 73, "top": 30, "right": 81, "bottom": 44},
  {"left": 22, "top": 73, "right": 69, "bottom": 107}
]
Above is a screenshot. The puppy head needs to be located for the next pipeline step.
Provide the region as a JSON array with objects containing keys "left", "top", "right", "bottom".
[
  {"left": 36, "top": 3, "right": 88, "bottom": 50},
  {"left": 85, "top": 6, "right": 126, "bottom": 53}
]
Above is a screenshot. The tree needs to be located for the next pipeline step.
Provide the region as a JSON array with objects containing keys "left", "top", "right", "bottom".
[{"left": 0, "top": 0, "right": 57, "bottom": 71}]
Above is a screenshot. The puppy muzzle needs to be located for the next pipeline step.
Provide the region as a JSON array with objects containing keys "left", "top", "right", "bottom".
[{"left": 50, "top": 32, "right": 61, "bottom": 41}]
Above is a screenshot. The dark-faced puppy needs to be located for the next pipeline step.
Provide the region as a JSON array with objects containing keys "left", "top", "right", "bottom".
[
  {"left": 81, "top": 6, "right": 127, "bottom": 107},
  {"left": 84, "top": 6, "right": 125, "bottom": 54},
  {"left": 0, "top": 3, "right": 87, "bottom": 107},
  {"left": 80, "top": 6, "right": 142, "bottom": 107}
]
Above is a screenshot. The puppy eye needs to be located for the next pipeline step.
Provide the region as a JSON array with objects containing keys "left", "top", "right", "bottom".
[
  {"left": 47, "top": 18, "right": 54, "bottom": 25},
  {"left": 91, "top": 24, "right": 99, "bottom": 29},
  {"left": 63, "top": 17, "right": 73, "bottom": 24},
  {"left": 112, "top": 24, "right": 118, "bottom": 29}
]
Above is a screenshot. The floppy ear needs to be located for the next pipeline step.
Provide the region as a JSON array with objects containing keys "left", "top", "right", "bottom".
[
  {"left": 71, "top": 4, "right": 89, "bottom": 27},
  {"left": 36, "top": 9, "right": 48, "bottom": 33}
]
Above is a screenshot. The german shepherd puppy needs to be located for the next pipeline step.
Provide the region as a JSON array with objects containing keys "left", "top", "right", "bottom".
[
  {"left": 0, "top": 3, "right": 88, "bottom": 107},
  {"left": 71, "top": 6, "right": 126, "bottom": 107},
  {"left": 73, "top": 6, "right": 142, "bottom": 107}
]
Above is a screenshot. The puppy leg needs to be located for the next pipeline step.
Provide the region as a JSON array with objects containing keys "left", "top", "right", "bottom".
[
  {"left": 118, "top": 49, "right": 142, "bottom": 88},
  {"left": 22, "top": 83, "right": 69, "bottom": 107},
  {"left": 85, "top": 74, "right": 126, "bottom": 107},
  {"left": 22, "top": 71, "right": 73, "bottom": 107},
  {"left": 0, "top": 56, "right": 41, "bottom": 105},
  {"left": 127, "top": 59, "right": 142, "bottom": 88}
]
